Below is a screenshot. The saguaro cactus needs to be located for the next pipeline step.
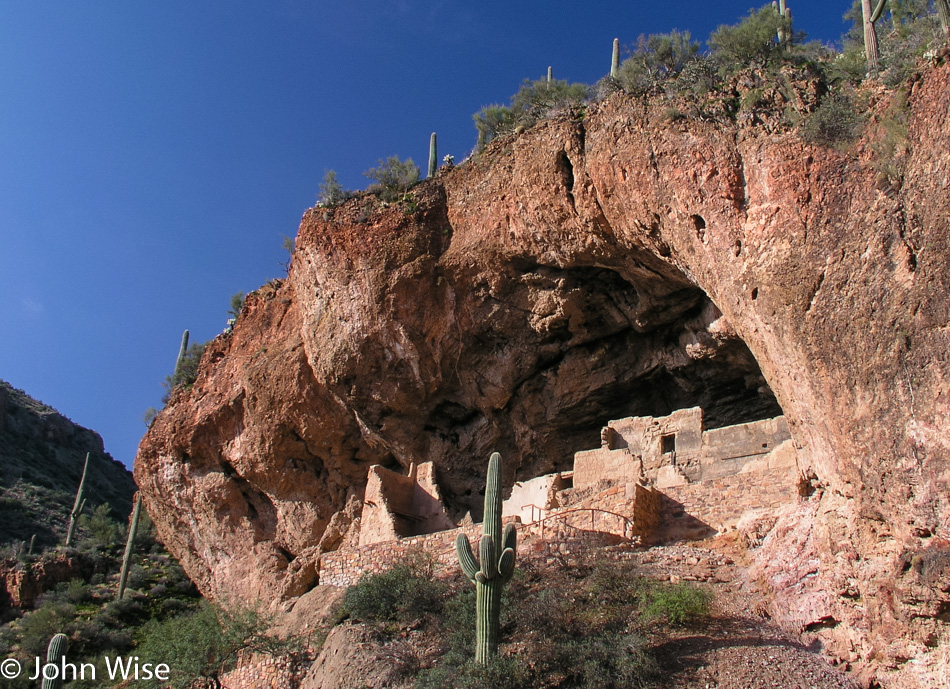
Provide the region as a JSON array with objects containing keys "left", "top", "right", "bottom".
[
  {"left": 174, "top": 329, "right": 190, "bottom": 379},
  {"left": 772, "top": 0, "right": 793, "bottom": 48},
  {"left": 42, "top": 633, "right": 68, "bottom": 689},
  {"left": 610, "top": 37, "right": 620, "bottom": 77},
  {"left": 117, "top": 492, "right": 142, "bottom": 599},
  {"left": 65, "top": 453, "right": 90, "bottom": 547},
  {"left": 427, "top": 132, "right": 438, "bottom": 178},
  {"left": 455, "top": 452, "right": 517, "bottom": 663},
  {"left": 862, "top": 0, "right": 888, "bottom": 70}
]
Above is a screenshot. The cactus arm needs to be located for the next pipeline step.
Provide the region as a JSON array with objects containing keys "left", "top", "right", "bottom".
[
  {"left": 42, "top": 633, "right": 69, "bottom": 689},
  {"left": 870, "top": 0, "right": 887, "bottom": 23},
  {"left": 456, "top": 533, "right": 479, "bottom": 582},
  {"left": 502, "top": 522, "right": 517, "bottom": 554},
  {"left": 498, "top": 547, "right": 516, "bottom": 582}
]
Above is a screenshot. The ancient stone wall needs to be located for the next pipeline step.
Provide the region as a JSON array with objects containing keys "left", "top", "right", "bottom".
[
  {"left": 661, "top": 465, "right": 801, "bottom": 538},
  {"left": 502, "top": 472, "right": 571, "bottom": 523},
  {"left": 358, "top": 462, "right": 453, "bottom": 546},
  {"left": 574, "top": 408, "right": 792, "bottom": 489},
  {"left": 219, "top": 650, "right": 313, "bottom": 689}
]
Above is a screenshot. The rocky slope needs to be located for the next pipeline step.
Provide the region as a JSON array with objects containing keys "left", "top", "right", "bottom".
[
  {"left": 0, "top": 380, "right": 136, "bottom": 549},
  {"left": 136, "top": 63, "right": 950, "bottom": 687}
]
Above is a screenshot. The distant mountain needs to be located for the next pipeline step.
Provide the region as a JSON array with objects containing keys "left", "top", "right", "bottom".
[{"left": 0, "top": 379, "right": 137, "bottom": 550}]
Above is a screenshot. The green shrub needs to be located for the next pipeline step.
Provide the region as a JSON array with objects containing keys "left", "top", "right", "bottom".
[
  {"left": 473, "top": 104, "right": 517, "bottom": 150},
  {"left": 363, "top": 156, "right": 420, "bottom": 202},
  {"left": 565, "top": 632, "right": 660, "bottom": 689},
  {"left": 509, "top": 77, "right": 589, "bottom": 125},
  {"left": 77, "top": 503, "right": 123, "bottom": 550},
  {"left": 341, "top": 563, "right": 445, "bottom": 625},
  {"left": 17, "top": 601, "right": 78, "bottom": 657},
  {"left": 317, "top": 169, "right": 351, "bottom": 207},
  {"left": 616, "top": 30, "right": 701, "bottom": 95},
  {"left": 135, "top": 602, "right": 298, "bottom": 689},
  {"left": 162, "top": 341, "right": 207, "bottom": 401},
  {"left": 642, "top": 581, "right": 712, "bottom": 627},
  {"left": 414, "top": 654, "right": 533, "bottom": 689},
  {"left": 709, "top": 5, "right": 791, "bottom": 70},
  {"left": 227, "top": 292, "right": 244, "bottom": 320},
  {"left": 801, "top": 91, "right": 864, "bottom": 146},
  {"left": 473, "top": 77, "right": 588, "bottom": 150}
]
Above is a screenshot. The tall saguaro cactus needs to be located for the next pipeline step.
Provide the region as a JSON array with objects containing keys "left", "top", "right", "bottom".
[
  {"left": 427, "top": 132, "right": 438, "bottom": 178},
  {"left": 65, "top": 453, "right": 90, "bottom": 547},
  {"left": 455, "top": 452, "right": 517, "bottom": 663},
  {"left": 610, "top": 37, "right": 620, "bottom": 77},
  {"left": 117, "top": 492, "right": 143, "bottom": 599},
  {"left": 42, "top": 633, "right": 68, "bottom": 689},
  {"left": 174, "top": 329, "right": 190, "bottom": 380}
]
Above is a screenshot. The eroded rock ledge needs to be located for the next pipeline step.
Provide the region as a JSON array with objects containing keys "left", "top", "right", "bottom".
[{"left": 135, "top": 64, "right": 950, "bottom": 687}]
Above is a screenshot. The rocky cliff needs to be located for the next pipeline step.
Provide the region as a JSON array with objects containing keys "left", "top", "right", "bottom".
[
  {"left": 135, "top": 63, "right": 950, "bottom": 686},
  {"left": 0, "top": 380, "right": 137, "bottom": 549}
]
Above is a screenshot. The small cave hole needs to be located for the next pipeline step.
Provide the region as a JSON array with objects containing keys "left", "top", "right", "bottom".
[
  {"left": 690, "top": 214, "right": 707, "bottom": 243},
  {"left": 751, "top": 287, "right": 759, "bottom": 300},
  {"left": 556, "top": 151, "right": 575, "bottom": 193},
  {"left": 734, "top": 239, "right": 742, "bottom": 257}
]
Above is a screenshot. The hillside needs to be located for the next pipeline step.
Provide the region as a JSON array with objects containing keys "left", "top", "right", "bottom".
[{"left": 0, "top": 380, "right": 137, "bottom": 550}]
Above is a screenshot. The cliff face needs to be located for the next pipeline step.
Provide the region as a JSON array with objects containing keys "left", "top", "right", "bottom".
[
  {"left": 135, "top": 64, "right": 950, "bottom": 682},
  {"left": 0, "top": 380, "right": 137, "bottom": 548}
]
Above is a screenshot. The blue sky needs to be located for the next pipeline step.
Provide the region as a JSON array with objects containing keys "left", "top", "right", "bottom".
[{"left": 0, "top": 1, "right": 856, "bottom": 470}]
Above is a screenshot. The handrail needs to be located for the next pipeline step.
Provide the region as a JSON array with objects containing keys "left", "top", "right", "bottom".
[{"left": 518, "top": 504, "right": 635, "bottom": 541}]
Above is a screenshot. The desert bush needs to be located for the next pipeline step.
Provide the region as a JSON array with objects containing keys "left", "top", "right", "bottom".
[
  {"left": 509, "top": 77, "right": 588, "bottom": 124},
  {"left": 135, "top": 602, "right": 298, "bottom": 689},
  {"left": 415, "top": 654, "right": 533, "bottom": 689},
  {"left": 473, "top": 104, "right": 518, "bottom": 149},
  {"left": 17, "top": 600, "right": 78, "bottom": 656},
  {"left": 709, "top": 5, "right": 791, "bottom": 70},
  {"left": 317, "top": 169, "right": 351, "bottom": 206},
  {"left": 341, "top": 563, "right": 445, "bottom": 625},
  {"left": 801, "top": 91, "right": 864, "bottom": 146},
  {"left": 474, "top": 77, "right": 588, "bottom": 150},
  {"left": 364, "top": 156, "right": 420, "bottom": 202},
  {"left": 77, "top": 502, "right": 123, "bottom": 550},
  {"left": 615, "top": 30, "right": 701, "bottom": 95},
  {"left": 162, "top": 341, "right": 207, "bottom": 401},
  {"left": 642, "top": 581, "right": 712, "bottom": 627},
  {"left": 562, "top": 632, "right": 660, "bottom": 689}
]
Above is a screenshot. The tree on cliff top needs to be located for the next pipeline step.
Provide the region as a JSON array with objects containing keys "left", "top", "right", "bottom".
[{"left": 708, "top": 5, "right": 792, "bottom": 69}]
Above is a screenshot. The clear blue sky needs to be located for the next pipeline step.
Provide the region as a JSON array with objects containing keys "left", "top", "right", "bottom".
[{"left": 0, "top": 1, "right": 855, "bottom": 469}]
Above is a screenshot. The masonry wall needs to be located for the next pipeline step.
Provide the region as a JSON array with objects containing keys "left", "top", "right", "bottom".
[
  {"left": 661, "top": 464, "right": 800, "bottom": 537},
  {"left": 219, "top": 650, "right": 313, "bottom": 689},
  {"left": 359, "top": 463, "right": 453, "bottom": 546},
  {"left": 573, "top": 447, "right": 639, "bottom": 491}
]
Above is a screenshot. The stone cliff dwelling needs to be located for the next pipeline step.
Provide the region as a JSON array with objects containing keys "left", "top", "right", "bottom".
[{"left": 341, "top": 405, "right": 799, "bottom": 575}]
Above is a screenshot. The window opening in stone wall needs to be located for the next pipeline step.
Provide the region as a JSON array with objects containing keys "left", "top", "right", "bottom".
[{"left": 661, "top": 434, "right": 676, "bottom": 454}]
